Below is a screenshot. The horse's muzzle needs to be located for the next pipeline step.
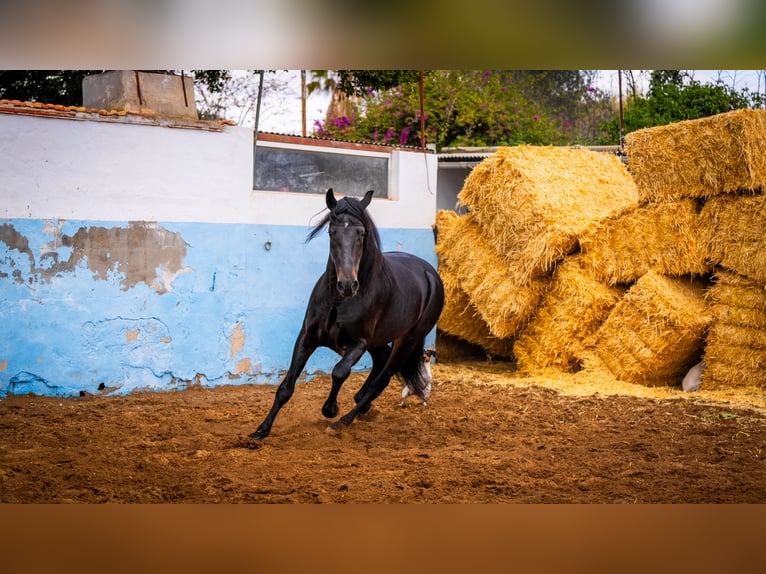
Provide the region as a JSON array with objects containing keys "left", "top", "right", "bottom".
[{"left": 336, "top": 279, "right": 359, "bottom": 298}]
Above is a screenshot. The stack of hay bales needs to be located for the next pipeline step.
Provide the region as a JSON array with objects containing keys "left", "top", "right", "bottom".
[
  {"left": 513, "top": 256, "right": 626, "bottom": 371},
  {"left": 435, "top": 145, "right": 638, "bottom": 362},
  {"left": 436, "top": 109, "right": 766, "bottom": 389},
  {"left": 623, "top": 109, "right": 766, "bottom": 389}
]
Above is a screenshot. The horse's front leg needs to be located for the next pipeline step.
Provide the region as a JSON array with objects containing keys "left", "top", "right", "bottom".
[
  {"left": 249, "top": 330, "right": 317, "bottom": 441},
  {"left": 322, "top": 341, "right": 368, "bottom": 418}
]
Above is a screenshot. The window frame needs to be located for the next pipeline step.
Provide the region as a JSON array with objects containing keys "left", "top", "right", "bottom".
[{"left": 253, "top": 139, "right": 393, "bottom": 199}]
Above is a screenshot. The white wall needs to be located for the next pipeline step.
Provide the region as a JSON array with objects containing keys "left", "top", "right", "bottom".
[
  {"left": 1, "top": 112, "right": 438, "bottom": 227},
  {"left": 0, "top": 113, "right": 254, "bottom": 223}
]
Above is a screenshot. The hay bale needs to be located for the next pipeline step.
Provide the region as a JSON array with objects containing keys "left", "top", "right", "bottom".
[
  {"left": 434, "top": 210, "right": 514, "bottom": 357},
  {"left": 625, "top": 109, "right": 766, "bottom": 203},
  {"left": 437, "top": 267, "right": 515, "bottom": 358},
  {"left": 702, "top": 270, "right": 766, "bottom": 389},
  {"left": 513, "top": 256, "right": 626, "bottom": 373},
  {"left": 577, "top": 271, "right": 712, "bottom": 387},
  {"left": 579, "top": 198, "right": 710, "bottom": 285},
  {"left": 435, "top": 209, "right": 548, "bottom": 339},
  {"left": 457, "top": 145, "right": 638, "bottom": 281},
  {"left": 699, "top": 191, "right": 766, "bottom": 284}
]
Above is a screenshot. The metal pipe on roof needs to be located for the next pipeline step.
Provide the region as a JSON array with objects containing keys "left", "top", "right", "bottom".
[
  {"left": 253, "top": 70, "right": 265, "bottom": 170},
  {"left": 618, "top": 70, "right": 625, "bottom": 150},
  {"left": 419, "top": 70, "right": 425, "bottom": 151},
  {"left": 180, "top": 70, "right": 189, "bottom": 108}
]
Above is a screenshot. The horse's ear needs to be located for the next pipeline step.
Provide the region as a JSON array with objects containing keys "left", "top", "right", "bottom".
[
  {"left": 325, "top": 188, "right": 337, "bottom": 210},
  {"left": 360, "top": 190, "right": 374, "bottom": 209}
]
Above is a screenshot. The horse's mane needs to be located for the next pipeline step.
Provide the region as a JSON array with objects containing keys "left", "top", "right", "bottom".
[{"left": 306, "top": 196, "right": 382, "bottom": 251}]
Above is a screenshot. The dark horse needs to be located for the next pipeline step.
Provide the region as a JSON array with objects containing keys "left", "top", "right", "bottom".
[{"left": 249, "top": 188, "right": 444, "bottom": 440}]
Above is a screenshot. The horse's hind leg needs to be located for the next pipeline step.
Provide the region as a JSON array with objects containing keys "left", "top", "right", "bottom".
[
  {"left": 322, "top": 342, "right": 368, "bottom": 418},
  {"left": 330, "top": 338, "right": 415, "bottom": 431},
  {"left": 354, "top": 345, "right": 391, "bottom": 414}
]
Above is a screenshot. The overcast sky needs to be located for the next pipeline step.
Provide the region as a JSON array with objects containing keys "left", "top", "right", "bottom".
[{"left": 595, "top": 69, "right": 764, "bottom": 96}]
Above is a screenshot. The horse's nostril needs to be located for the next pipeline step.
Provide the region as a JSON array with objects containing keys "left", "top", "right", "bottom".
[{"left": 336, "top": 280, "right": 359, "bottom": 296}]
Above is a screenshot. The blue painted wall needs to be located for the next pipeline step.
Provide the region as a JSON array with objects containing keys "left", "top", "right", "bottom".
[{"left": 0, "top": 218, "right": 438, "bottom": 397}]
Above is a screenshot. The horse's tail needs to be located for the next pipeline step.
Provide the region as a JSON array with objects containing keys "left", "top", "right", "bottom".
[{"left": 399, "top": 344, "right": 432, "bottom": 402}]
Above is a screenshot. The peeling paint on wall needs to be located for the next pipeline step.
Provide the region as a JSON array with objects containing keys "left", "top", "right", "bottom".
[
  {"left": 229, "top": 322, "right": 246, "bottom": 358},
  {"left": 1, "top": 219, "right": 436, "bottom": 397},
  {"left": 0, "top": 221, "right": 191, "bottom": 294},
  {"left": 235, "top": 357, "right": 252, "bottom": 375}
]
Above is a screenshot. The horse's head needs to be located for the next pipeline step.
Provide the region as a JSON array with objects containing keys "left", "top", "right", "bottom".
[{"left": 325, "top": 188, "right": 374, "bottom": 298}]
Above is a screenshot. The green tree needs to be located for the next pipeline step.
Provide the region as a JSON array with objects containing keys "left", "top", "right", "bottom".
[
  {"left": 335, "top": 71, "right": 422, "bottom": 96},
  {"left": 315, "top": 70, "right": 595, "bottom": 149},
  {"left": 499, "top": 70, "right": 614, "bottom": 144},
  {"left": 0, "top": 70, "right": 102, "bottom": 105}
]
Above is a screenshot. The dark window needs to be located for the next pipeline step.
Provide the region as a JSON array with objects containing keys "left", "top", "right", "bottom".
[{"left": 253, "top": 144, "right": 389, "bottom": 197}]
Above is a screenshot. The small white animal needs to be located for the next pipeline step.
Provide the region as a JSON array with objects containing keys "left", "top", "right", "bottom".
[
  {"left": 401, "top": 347, "right": 435, "bottom": 406},
  {"left": 682, "top": 360, "right": 705, "bottom": 392}
]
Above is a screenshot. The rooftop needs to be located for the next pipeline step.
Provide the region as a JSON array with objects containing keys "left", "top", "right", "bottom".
[{"left": 0, "top": 98, "right": 237, "bottom": 132}]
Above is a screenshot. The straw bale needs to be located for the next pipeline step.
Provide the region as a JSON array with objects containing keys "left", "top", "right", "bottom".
[
  {"left": 437, "top": 267, "right": 515, "bottom": 358},
  {"left": 513, "top": 256, "right": 625, "bottom": 372},
  {"left": 699, "top": 191, "right": 766, "bottom": 284},
  {"left": 625, "top": 109, "right": 766, "bottom": 203},
  {"left": 701, "top": 271, "right": 766, "bottom": 389},
  {"left": 579, "top": 198, "right": 710, "bottom": 285},
  {"left": 457, "top": 146, "right": 638, "bottom": 281},
  {"left": 704, "top": 269, "right": 766, "bottom": 310},
  {"left": 435, "top": 209, "right": 548, "bottom": 339},
  {"left": 577, "top": 272, "right": 712, "bottom": 386}
]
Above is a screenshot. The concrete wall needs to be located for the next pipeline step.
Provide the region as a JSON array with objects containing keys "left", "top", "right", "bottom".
[{"left": 0, "top": 107, "right": 438, "bottom": 397}]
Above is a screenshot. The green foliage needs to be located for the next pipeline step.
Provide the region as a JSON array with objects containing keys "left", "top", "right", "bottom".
[
  {"left": 0, "top": 70, "right": 102, "bottom": 106},
  {"left": 190, "top": 70, "right": 233, "bottom": 93},
  {"left": 316, "top": 70, "right": 604, "bottom": 149},
  {"left": 335, "top": 71, "right": 422, "bottom": 96},
  {"left": 597, "top": 71, "right": 763, "bottom": 144}
]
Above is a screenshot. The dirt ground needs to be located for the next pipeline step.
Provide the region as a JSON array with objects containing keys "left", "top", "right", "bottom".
[{"left": 2, "top": 360, "right": 766, "bottom": 503}]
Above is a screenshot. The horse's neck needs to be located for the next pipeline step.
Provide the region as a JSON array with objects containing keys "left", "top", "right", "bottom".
[{"left": 360, "top": 243, "right": 385, "bottom": 283}]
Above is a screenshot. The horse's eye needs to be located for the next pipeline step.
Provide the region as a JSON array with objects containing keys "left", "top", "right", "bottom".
[
  {"left": 328, "top": 228, "right": 335, "bottom": 237},
  {"left": 358, "top": 229, "right": 366, "bottom": 238}
]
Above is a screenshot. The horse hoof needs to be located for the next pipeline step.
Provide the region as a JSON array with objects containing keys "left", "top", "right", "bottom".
[
  {"left": 325, "top": 423, "right": 342, "bottom": 435},
  {"left": 358, "top": 407, "right": 377, "bottom": 421},
  {"left": 241, "top": 431, "right": 267, "bottom": 449},
  {"left": 322, "top": 403, "right": 339, "bottom": 419}
]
